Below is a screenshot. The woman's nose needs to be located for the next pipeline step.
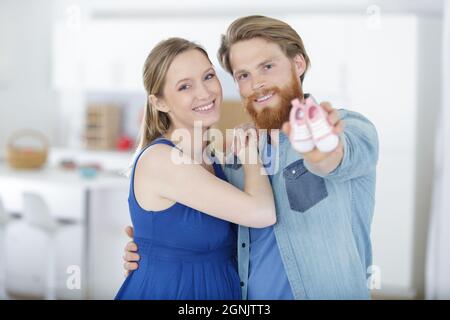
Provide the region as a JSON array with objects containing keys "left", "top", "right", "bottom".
[{"left": 196, "top": 83, "right": 212, "bottom": 99}]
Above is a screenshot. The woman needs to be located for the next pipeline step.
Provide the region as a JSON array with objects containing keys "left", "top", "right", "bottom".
[{"left": 115, "top": 38, "right": 275, "bottom": 300}]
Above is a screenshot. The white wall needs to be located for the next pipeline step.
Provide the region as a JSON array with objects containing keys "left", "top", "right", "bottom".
[
  {"left": 0, "top": 0, "right": 59, "bottom": 155},
  {"left": 412, "top": 16, "right": 442, "bottom": 299}
]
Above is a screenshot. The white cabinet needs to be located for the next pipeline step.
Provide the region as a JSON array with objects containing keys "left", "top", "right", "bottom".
[{"left": 0, "top": 149, "right": 132, "bottom": 299}]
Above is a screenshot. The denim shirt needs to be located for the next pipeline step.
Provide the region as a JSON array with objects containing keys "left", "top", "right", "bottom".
[{"left": 223, "top": 109, "right": 379, "bottom": 300}]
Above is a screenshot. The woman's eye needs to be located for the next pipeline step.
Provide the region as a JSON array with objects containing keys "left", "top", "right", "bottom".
[
  {"left": 178, "top": 84, "right": 190, "bottom": 91},
  {"left": 205, "top": 73, "right": 215, "bottom": 80}
]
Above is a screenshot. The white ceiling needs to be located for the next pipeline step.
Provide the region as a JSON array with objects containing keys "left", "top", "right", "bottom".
[{"left": 82, "top": 0, "right": 444, "bottom": 19}]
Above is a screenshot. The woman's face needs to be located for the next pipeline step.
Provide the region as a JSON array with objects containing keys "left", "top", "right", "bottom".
[{"left": 159, "top": 49, "right": 222, "bottom": 132}]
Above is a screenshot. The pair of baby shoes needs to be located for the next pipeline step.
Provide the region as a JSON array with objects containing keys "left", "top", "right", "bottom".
[{"left": 289, "top": 96, "right": 339, "bottom": 153}]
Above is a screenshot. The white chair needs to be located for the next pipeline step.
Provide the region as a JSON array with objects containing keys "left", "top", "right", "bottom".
[
  {"left": 0, "top": 197, "right": 10, "bottom": 299},
  {"left": 22, "top": 193, "right": 59, "bottom": 300}
]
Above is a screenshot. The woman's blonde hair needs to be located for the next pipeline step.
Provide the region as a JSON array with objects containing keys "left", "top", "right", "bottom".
[
  {"left": 127, "top": 38, "right": 210, "bottom": 175},
  {"left": 217, "top": 15, "right": 311, "bottom": 84}
]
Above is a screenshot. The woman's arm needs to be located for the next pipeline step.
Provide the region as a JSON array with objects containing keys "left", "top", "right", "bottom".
[{"left": 135, "top": 132, "right": 276, "bottom": 228}]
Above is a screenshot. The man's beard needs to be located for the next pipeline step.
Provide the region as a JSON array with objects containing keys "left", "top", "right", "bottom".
[{"left": 244, "top": 70, "right": 303, "bottom": 131}]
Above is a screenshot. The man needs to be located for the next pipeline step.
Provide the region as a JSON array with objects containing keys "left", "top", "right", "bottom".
[{"left": 122, "top": 15, "right": 378, "bottom": 299}]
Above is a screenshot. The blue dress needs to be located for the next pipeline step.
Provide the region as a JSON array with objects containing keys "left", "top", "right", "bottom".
[{"left": 115, "top": 138, "right": 241, "bottom": 300}]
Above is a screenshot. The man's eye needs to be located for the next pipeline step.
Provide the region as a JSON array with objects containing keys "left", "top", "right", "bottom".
[
  {"left": 237, "top": 73, "right": 248, "bottom": 81},
  {"left": 264, "top": 64, "right": 273, "bottom": 70}
]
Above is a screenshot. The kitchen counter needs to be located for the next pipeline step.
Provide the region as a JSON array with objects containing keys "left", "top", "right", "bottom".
[
  {"left": 0, "top": 163, "right": 129, "bottom": 189},
  {"left": 0, "top": 149, "right": 133, "bottom": 299}
]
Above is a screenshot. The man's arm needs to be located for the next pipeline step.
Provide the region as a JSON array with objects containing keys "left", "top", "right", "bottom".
[{"left": 122, "top": 226, "right": 140, "bottom": 276}]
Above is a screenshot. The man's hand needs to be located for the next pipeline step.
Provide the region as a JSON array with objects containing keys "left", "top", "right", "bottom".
[
  {"left": 122, "top": 226, "right": 140, "bottom": 277},
  {"left": 282, "top": 101, "right": 345, "bottom": 173}
]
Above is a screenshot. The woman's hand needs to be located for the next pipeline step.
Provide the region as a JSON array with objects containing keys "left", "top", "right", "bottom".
[{"left": 231, "top": 123, "right": 259, "bottom": 164}]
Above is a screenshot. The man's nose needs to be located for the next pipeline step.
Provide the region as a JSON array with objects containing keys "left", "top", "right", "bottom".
[{"left": 252, "top": 78, "right": 266, "bottom": 91}]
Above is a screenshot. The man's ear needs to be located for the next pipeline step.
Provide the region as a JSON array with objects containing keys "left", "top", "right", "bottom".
[
  {"left": 292, "top": 54, "right": 307, "bottom": 80},
  {"left": 149, "top": 94, "right": 170, "bottom": 113}
]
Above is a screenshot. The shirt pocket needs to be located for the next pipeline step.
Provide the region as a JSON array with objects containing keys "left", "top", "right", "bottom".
[{"left": 283, "top": 159, "right": 328, "bottom": 213}]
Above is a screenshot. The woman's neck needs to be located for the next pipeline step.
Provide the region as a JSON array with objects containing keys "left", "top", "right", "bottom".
[{"left": 164, "top": 126, "right": 211, "bottom": 164}]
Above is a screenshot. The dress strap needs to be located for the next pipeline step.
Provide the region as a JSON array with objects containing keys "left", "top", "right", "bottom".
[{"left": 130, "top": 136, "right": 176, "bottom": 187}]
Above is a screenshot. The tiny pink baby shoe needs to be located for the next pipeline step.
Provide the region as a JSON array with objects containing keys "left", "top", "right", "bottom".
[
  {"left": 304, "top": 96, "right": 339, "bottom": 153},
  {"left": 289, "top": 98, "right": 315, "bottom": 153}
]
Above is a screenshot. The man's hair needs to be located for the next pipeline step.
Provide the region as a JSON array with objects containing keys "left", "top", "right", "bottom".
[{"left": 218, "top": 15, "right": 311, "bottom": 83}]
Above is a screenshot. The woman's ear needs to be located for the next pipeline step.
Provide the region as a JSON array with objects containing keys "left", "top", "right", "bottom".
[
  {"left": 292, "top": 54, "right": 306, "bottom": 80},
  {"left": 149, "top": 94, "right": 170, "bottom": 113}
]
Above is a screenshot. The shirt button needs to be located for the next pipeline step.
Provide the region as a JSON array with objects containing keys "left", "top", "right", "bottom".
[
  {"left": 240, "top": 281, "right": 245, "bottom": 287},
  {"left": 292, "top": 170, "right": 296, "bottom": 174},
  {"left": 241, "top": 243, "right": 246, "bottom": 248}
]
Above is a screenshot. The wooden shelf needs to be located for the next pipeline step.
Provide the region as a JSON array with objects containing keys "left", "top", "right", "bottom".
[{"left": 85, "top": 104, "right": 121, "bottom": 150}]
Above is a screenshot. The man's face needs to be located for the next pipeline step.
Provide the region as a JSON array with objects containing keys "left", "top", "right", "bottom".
[{"left": 229, "top": 37, "right": 306, "bottom": 130}]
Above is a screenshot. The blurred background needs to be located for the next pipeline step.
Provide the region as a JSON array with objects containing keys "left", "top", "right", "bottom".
[{"left": 0, "top": 0, "right": 449, "bottom": 300}]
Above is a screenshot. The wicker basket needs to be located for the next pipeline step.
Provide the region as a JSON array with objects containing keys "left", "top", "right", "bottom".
[{"left": 6, "top": 130, "right": 49, "bottom": 169}]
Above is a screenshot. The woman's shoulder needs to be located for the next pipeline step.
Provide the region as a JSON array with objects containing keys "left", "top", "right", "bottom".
[
  {"left": 138, "top": 140, "right": 191, "bottom": 175},
  {"left": 137, "top": 142, "right": 175, "bottom": 169}
]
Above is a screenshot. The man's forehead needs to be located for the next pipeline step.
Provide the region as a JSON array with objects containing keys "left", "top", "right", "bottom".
[{"left": 229, "top": 38, "right": 286, "bottom": 72}]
